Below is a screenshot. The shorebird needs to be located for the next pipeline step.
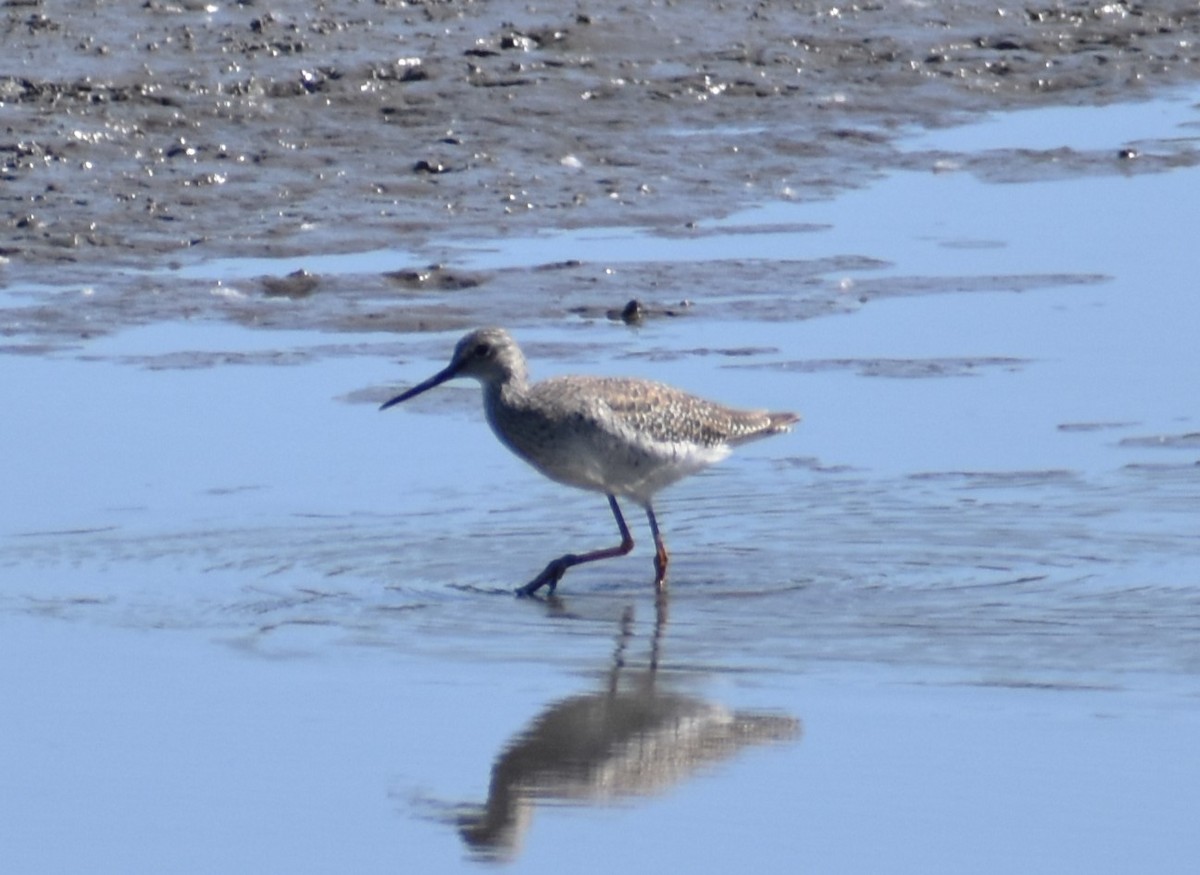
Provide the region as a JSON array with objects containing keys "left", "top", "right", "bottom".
[{"left": 380, "top": 327, "right": 799, "bottom": 596}]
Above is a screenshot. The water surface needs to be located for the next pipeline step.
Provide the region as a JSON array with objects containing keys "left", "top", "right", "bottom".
[{"left": 3, "top": 92, "right": 1200, "bottom": 873}]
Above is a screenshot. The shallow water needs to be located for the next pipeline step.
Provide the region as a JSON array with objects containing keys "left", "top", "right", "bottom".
[{"left": 4, "top": 92, "right": 1200, "bottom": 872}]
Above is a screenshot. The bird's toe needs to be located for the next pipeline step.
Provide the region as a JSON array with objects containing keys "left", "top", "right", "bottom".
[{"left": 515, "top": 554, "right": 573, "bottom": 597}]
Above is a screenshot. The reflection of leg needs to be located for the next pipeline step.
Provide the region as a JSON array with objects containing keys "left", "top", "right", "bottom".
[
  {"left": 645, "top": 503, "right": 669, "bottom": 590},
  {"left": 651, "top": 588, "right": 668, "bottom": 671},
  {"left": 607, "top": 605, "right": 635, "bottom": 695},
  {"left": 516, "top": 494, "right": 634, "bottom": 596}
]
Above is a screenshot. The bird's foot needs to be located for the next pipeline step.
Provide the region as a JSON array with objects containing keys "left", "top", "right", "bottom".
[
  {"left": 515, "top": 554, "right": 575, "bottom": 597},
  {"left": 653, "top": 553, "right": 669, "bottom": 592}
]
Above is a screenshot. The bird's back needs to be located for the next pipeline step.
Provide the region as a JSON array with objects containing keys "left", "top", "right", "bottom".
[
  {"left": 484, "top": 374, "right": 797, "bottom": 504},
  {"left": 537, "top": 375, "right": 798, "bottom": 448}
]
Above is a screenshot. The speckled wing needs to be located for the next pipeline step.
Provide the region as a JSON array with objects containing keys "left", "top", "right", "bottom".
[{"left": 544, "top": 376, "right": 798, "bottom": 449}]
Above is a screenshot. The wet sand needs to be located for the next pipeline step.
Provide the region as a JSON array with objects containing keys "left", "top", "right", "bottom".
[
  {"left": 4, "top": 2, "right": 1200, "bottom": 301},
  {"left": 4, "top": 3, "right": 1200, "bottom": 872}
]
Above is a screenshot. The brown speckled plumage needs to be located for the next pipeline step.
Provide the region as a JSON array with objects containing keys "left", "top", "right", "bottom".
[
  {"left": 533, "top": 375, "right": 797, "bottom": 448},
  {"left": 381, "top": 327, "right": 799, "bottom": 596}
]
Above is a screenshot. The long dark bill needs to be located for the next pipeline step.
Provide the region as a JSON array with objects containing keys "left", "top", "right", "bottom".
[{"left": 379, "top": 363, "right": 461, "bottom": 411}]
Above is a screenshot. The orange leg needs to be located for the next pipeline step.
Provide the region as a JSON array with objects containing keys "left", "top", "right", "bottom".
[{"left": 645, "top": 503, "right": 669, "bottom": 590}]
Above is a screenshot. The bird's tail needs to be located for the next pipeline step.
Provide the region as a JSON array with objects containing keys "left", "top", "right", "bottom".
[{"left": 766, "top": 411, "right": 801, "bottom": 432}]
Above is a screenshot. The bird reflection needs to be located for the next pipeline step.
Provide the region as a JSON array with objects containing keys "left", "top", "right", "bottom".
[{"left": 455, "top": 605, "right": 800, "bottom": 860}]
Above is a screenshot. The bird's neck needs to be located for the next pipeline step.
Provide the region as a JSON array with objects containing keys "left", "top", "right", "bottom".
[{"left": 482, "top": 371, "right": 530, "bottom": 418}]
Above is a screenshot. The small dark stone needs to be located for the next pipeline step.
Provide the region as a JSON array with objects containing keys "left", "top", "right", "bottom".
[
  {"left": 413, "top": 159, "right": 450, "bottom": 174},
  {"left": 616, "top": 299, "right": 644, "bottom": 324}
]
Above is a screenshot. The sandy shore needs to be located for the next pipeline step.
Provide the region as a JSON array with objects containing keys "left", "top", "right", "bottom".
[{"left": 4, "top": 0, "right": 1199, "bottom": 270}]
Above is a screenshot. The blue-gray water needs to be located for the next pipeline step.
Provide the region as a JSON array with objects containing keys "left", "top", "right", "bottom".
[{"left": 3, "top": 95, "right": 1199, "bottom": 872}]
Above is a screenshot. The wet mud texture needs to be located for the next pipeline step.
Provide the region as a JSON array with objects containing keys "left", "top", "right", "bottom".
[{"left": 3, "top": 0, "right": 1200, "bottom": 272}]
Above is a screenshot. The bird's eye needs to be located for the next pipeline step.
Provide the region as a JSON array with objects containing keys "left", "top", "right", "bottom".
[{"left": 472, "top": 343, "right": 491, "bottom": 358}]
